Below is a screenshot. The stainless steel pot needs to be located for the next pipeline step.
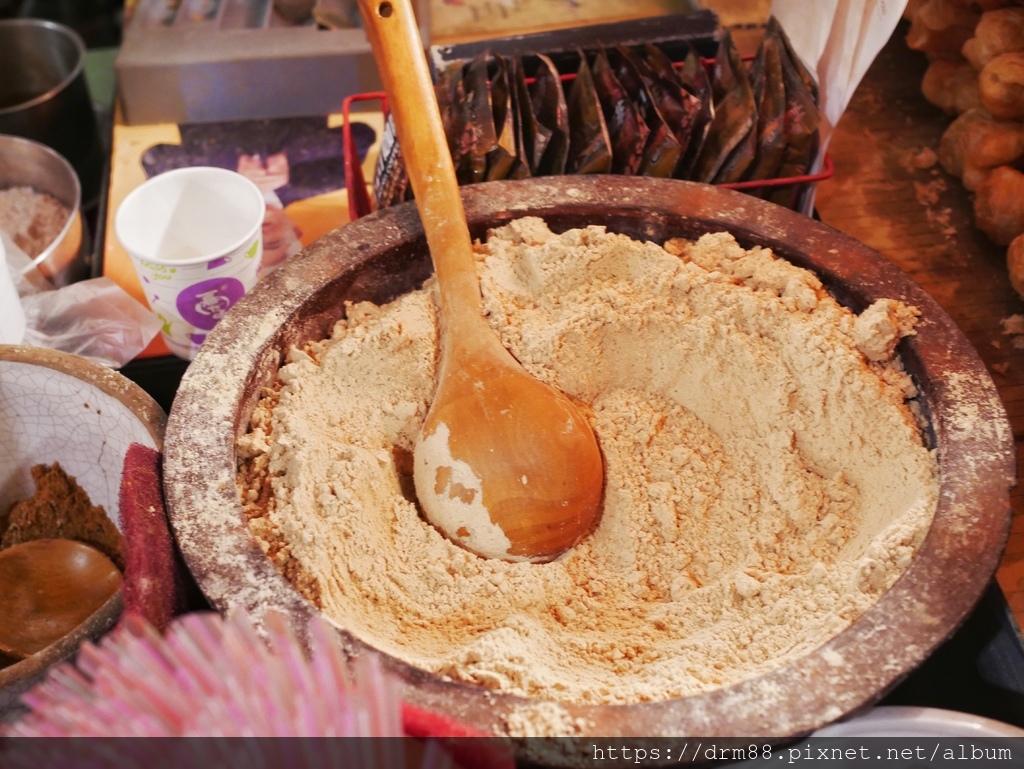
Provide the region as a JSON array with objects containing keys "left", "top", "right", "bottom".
[
  {"left": 0, "top": 134, "right": 85, "bottom": 287},
  {"left": 0, "top": 19, "right": 102, "bottom": 210}
]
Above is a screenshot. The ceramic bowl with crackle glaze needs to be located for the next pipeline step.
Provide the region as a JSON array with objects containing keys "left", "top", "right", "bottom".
[{"left": 0, "top": 345, "right": 165, "bottom": 718}]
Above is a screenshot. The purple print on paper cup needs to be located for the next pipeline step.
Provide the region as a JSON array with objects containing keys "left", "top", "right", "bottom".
[
  {"left": 176, "top": 277, "right": 246, "bottom": 330},
  {"left": 114, "top": 166, "right": 265, "bottom": 360}
]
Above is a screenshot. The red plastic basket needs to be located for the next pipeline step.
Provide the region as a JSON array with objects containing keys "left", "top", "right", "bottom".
[{"left": 341, "top": 58, "right": 833, "bottom": 220}]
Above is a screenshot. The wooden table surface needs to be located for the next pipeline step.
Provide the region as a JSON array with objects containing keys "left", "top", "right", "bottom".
[{"left": 814, "top": 24, "right": 1024, "bottom": 625}]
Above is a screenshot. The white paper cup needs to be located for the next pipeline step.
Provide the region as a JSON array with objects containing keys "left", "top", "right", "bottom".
[{"left": 115, "top": 167, "right": 265, "bottom": 360}]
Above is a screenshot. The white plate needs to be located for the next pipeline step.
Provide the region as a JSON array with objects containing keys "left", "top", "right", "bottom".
[{"left": 813, "top": 706, "right": 1024, "bottom": 738}]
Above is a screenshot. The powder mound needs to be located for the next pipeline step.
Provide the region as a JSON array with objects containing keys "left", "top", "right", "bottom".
[
  {"left": 504, "top": 702, "right": 590, "bottom": 738},
  {"left": 2, "top": 462, "right": 124, "bottom": 570},
  {"left": 853, "top": 298, "right": 920, "bottom": 363},
  {"left": 239, "top": 218, "right": 939, "bottom": 711},
  {"left": 0, "top": 186, "right": 70, "bottom": 258}
]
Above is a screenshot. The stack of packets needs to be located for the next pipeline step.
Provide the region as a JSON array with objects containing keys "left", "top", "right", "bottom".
[{"left": 374, "top": 19, "right": 821, "bottom": 211}]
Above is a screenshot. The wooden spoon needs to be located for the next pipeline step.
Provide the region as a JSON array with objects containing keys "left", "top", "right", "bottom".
[
  {"left": 356, "top": 0, "right": 604, "bottom": 562},
  {"left": 0, "top": 539, "right": 122, "bottom": 659}
]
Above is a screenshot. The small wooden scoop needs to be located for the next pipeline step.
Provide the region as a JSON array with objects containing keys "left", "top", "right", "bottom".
[
  {"left": 356, "top": 0, "right": 604, "bottom": 562},
  {"left": 0, "top": 539, "right": 121, "bottom": 659}
]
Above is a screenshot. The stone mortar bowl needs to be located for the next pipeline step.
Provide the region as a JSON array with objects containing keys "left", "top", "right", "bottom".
[{"left": 163, "top": 177, "right": 1014, "bottom": 756}]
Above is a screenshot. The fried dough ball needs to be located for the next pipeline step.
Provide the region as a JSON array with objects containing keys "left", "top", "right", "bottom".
[
  {"left": 907, "top": 0, "right": 984, "bottom": 54},
  {"left": 1009, "top": 231, "right": 1024, "bottom": 299},
  {"left": 974, "top": 165, "right": 1024, "bottom": 244},
  {"left": 980, "top": 52, "right": 1024, "bottom": 118},
  {"left": 905, "top": 0, "right": 927, "bottom": 20},
  {"left": 939, "top": 108, "right": 1024, "bottom": 188},
  {"left": 922, "top": 58, "right": 984, "bottom": 113},
  {"left": 962, "top": 8, "right": 1024, "bottom": 69}
]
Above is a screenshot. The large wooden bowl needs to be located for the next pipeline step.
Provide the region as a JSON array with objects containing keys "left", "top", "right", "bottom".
[{"left": 163, "top": 177, "right": 1014, "bottom": 749}]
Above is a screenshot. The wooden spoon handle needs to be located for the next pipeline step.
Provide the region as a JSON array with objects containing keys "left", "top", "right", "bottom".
[{"left": 356, "top": 0, "right": 482, "bottom": 331}]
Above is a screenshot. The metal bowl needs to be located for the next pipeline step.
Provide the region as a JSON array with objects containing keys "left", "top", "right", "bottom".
[
  {"left": 0, "top": 134, "right": 86, "bottom": 287},
  {"left": 0, "top": 20, "right": 103, "bottom": 210},
  {"left": 163, "top": 177, "right": 1014, "bottom": 756}
]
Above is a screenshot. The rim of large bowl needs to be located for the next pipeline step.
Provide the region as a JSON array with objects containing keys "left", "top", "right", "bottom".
[
  {"left": 163, "top": 177, "right": 1014, "bottom": 744},
  {"left": 0, "top": 20, "right": 86, "bottom": 118}
]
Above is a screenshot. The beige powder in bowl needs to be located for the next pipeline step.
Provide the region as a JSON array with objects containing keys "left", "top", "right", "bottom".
[
  {"left": 0, "top": 186, "right": 71, "bottom": 259},
  {"left": 237, "top": 218, "right": 938, "bottom": 707}
]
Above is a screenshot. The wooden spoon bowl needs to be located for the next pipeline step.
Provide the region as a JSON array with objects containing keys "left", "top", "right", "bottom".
[
  {"left": 0, "top": 539, "right": 122, "bottom": 660},
  {"left": 355, "top": 0, "right": 604, "bottom": 562}
]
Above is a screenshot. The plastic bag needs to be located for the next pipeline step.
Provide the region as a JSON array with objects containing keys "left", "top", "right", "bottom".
[
  {"left": 0, "top": 235, "right": 26, "bottom": 344},
  {"left": 4, "top": 231, "right": 161, "bottom": 368}
]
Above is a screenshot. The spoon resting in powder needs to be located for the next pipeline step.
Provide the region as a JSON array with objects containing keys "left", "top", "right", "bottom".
[
  {"left": 0, "top": 539, "right": 122, "bottom": 659},
  {"left": 356, "top": 0, "right": 604, "bottom": 562}
]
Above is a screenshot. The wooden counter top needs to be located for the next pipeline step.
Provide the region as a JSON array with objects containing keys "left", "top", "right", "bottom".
[{"left": 814, "top": 24, "right": 1024, "bottom": 625}]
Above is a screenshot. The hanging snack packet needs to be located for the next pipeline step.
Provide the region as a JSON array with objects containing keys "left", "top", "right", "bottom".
[
  {"left": 693, "top": 29, "right": 757, "bottom": 183},
  {"left": 515, "top": 54, "right": 548, "bottom": 175},
  {"left": 766, "top": 23, "right": 821, "bottom": 207},
  {"left": 675, "top": 45, "right": 714, "bottom": 178},
  {"left": 768, "top": 16, "right": 818, "bottom": 103},
  {"left": 530, "top": 53, "right": 570, "bottom": 176},
  {"left": 504, "top": 56, "right": 531, "bottom": 180},
  {"left": 375, "top": 62, "right": 466, "bottom": 208},
  {"left": 373, "top": 113, "right": 409, "bottom": 208},
  {"left": 644, "top": 42, "right": 688, "bottom": 90},
  {"left": 458, "top": 53, "right": 498, "bottom": 185},
  {"left": 612, "top": 45, "right": 683, "bottom": 178},
  {"left": 486, "top": 55, "right": 519, "bottom": 181},
  {"left": 643, "top": 43, "right": 705, "bottom": 148},
  {"left": 437, "top": 60, "right": 469, "bottom": 172},
  {"left": 744, "top": 29, "right": 787, "bottom": 185},
  {"left": 592, "top": 48, "right": 649, "bottom": 175},
  {"left": 566, "top": 51, "right": 613, "bottom": 175},
  {"left": 641, "top": 43, "right": 707, "bottom": 180}
]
